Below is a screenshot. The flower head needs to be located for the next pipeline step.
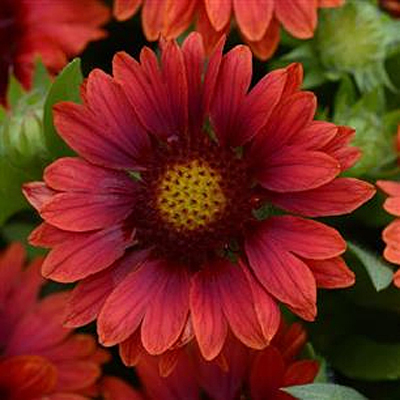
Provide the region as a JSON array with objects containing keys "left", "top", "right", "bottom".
[
  {"left": 0, "top": 0, "right": 110, "bottom": 103},
  {"left": 135, "top": 321, "right": 319, "bottom": 400},
  {"left": 24, "top": 33, "right": 374, "bottom": 362},
  {"left": 0, "top": 242, "right": 109, "bottom": 400},
  {"left": 113, "top": 0, "right": 344, "bottom": 59}
]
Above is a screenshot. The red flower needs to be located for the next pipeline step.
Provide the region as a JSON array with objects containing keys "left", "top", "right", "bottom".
[
  {"left": 0, "top": 0, "right": 110, "bottom": 103},
  {"left": 134, "top": 322, "right": 319, "bottom": 400},
  {"left": 24, "top": 33, "right": 374, "bottom": 362},
  {"left": 0, "top": 243, "right": 109, "bottom": 400},
  {"left": 113, "top": 0, "right": 344, "bottom": 59}
]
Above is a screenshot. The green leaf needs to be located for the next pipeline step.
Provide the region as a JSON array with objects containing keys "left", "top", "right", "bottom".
[
  {"left": 43, "top": 58, "right": 83, "bottom": 159},
  {"left": 32, "top": 58, "right": 52, "bottom": 91},
  {"left": 283, "top": 383, "right": 368, "bottom": 400},
  {"left": 0, "top": 157, "right": 31, "bottom": 225},
  {"left": 333, "top": 76, "right": 357, "bottom": 119},
  {"left": 330, "top": 335, "right": 400, "bottom": 381},
  {"left": 347, "top": 242, "right": 393, "bottom": 291},
  {"left": 7, "top": 74, "right": 25, "bottom": 110}
]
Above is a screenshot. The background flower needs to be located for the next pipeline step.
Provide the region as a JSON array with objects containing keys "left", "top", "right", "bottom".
[
  {"left": 133, "top": 321, "right": 319, "bottom": 400},
  {"left": 0, "top": 0, "right": 110, "bottom": 103},
  {"left": 0, "top": 242, "right": 109, "bottom": 400},
  {"left": 112, "top": 0, "right": 344, "bottom": 59}
]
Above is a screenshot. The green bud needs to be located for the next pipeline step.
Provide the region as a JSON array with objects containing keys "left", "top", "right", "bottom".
[
  {"left": 316, "top": 0, "right": 399, "bottom": 92},
  {"left": 281, "top": 0, "right": 400, "bottom": 91},
  {"left": 1, "top": 59, "right": 52, "bottom": 172},
  {"left": 333, "top": 78, "right": 399, "bottom": 178}
]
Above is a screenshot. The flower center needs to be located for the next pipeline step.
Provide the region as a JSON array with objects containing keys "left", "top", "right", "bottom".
[
  {"left": 132, "top": 139, "right": 253, "bottom": 266},
  {"left": 156, "top": 159, "right": 227, "bottom": 232}
]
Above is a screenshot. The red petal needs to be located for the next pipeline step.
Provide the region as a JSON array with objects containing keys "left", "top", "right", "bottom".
[
  {"left": 190, "top": 266, "right": 228, "bottom": 360},
  {"left": 42, "top": 158, "right": 136, "bottom": 231},
  {"left": 141, "top": 0, "right": 166, "bottom": 40},
  {"left": 210, "top": 45, "right": 252, "bottom": 145},
  {"left": 196, "top": 336, "right": 249, "bottom": 400},
  {"left": 384, "top": 197, "right": 400, "bottom": 217},
  {"left": 378, "top": 180, "right": 400, "bottom": 197},
  {"left": 241, "top": 263, "right": 281, "bottom": 342},
  {"left": 202, "top": 35, "right": 225, "bottom": 114},
  {"left": 269, "top": 178, "right": 376, "bottom": 217},
  {"left": 290, "top": 121, "right": 338, "bottom": 150},
  {"left": 232, "top": 65, "right": 288, "bottom": 146},
  {"left": 383, "top": 220, "right": 400, "bottom": 264},
  {"left": 64, "top": 269, "right": 113, "bottom": 328},
  {"left": 29, "top": 223, "right": 76, "bottom": 248},
  {"left": 250, "top": 346, "right": 285, "bottom": 400},
  {"left": 113, "top": 49, "right": 186, "bottom": 141},
  {"left": 322, "top": 126, "right": 360, "bottom": 171},
  {"left": 245, "top": 233, "right": 317, "bottom": 321},
  {"left": 22, "top": 182, "right": 55, "bottom": 212},
  {"left": 196, "top": 5, "right": 227, "bottom": 55},
  {"left": 55, "top": 360, "right": 100, "bottom": 392},
  {"left": 160, "top": 40, "right": 189, "bottom": 136},
  {"left": 141, "top": 265, "right": 190, "bottom": 355},
  {"left": 41, "top": 191, "right": 133, "bottom": 232},
  {"left": 283, "top": 360, "right": 320, "bottom": 386},
  {"left": 84, "top": 69, "right": 150, "bottom": 160},
  {"left": 260, "top": 216, "right": 346, "bottom": 260},
  {"left": 100, "top": 376, "right": 144, "bottom": 400},
  {"left": 213, "top": 260, "right": 268, "bottom": 350},
  {"left": 256, "top": 148, "right": 340, "bottom": 193},
  {"left": 2, "top": 258, "right": 44, "bottom": 344},
  {"left": 0, "top": 355, "right": 57, "bottom": 399},
  {"left": 274, "top": 322, "right": 308, "bottom": 362},
  {"left": 39, "top": 334, "right": 96, "bottom": 361},
  {"left": 249, "top": 92, "right": 316, "bottom": 162},
  {"left": 42, "top": 225, "right": 131, "bottom": 282},
  {"left": 113, "top": 0, "right": 142, "bottom": 20},
  {"left": 163, "top": 0, "right": 197, "bottom": 39},
  {"left": 394, "top": 269, "right": 400, "bottom": 287},
  {"left": 246, "top": 17, "right": 280, "bottom": 60},
  {"left": 306, "top": 257, "right": 355, "bottom": 288},
  {"left": 98, "top": 259, "right": 168, "bottom": 346},
  {"left": 65, "top": 249, "right": 148, "bottom": 328},
  {"left": 319, "top": 0, "right": 345, "bottom": 7},
  {"left": 119, "top": 330, "right": 144, "bottom": 367},
  {"left": 234, "top": 0, "right": 273, "bottom": 41},
  {"left": 204, "top": 0, "right": 232, "bottom": 31},
  {"left": 53, "top": 106, "right": 146, "bottom": 172},
  {"left": 182, "top": 33, "right": 206, "bottom": 134},
  {"left": 44, "top": 157, "right": 137, "bottom": 193},
  {"left": 275, "top": 0, "right": 318, "bottom": 39},
  {"left": 137, "top": 353, "right": 199, "bottom": 400},
  {"left": 6, "top": 292, "right": 71, "bottom": 355}
]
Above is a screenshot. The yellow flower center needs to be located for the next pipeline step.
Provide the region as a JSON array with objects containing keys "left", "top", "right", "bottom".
[{"left": 156, "top": 159, "right": 227, "bottom": 231}]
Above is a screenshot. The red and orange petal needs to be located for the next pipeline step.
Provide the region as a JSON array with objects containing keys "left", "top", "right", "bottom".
[
  {"left": 24, "top": 33, "right": 374, "bottom": 361},
  {"left": 0, "top": 0, "right": 110, "bottom": 103},
  {"left": 377, "top": 180, "right": 400, "bottom": 287},
  {"left": 133, "top": 322, "right": 319, "bottom": 400},
  {"left": 113, "top": 0, "right": 344, "bottom": 59},
  {"left": 0, "top": 243, "right": 107, "bottom": 399}
]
